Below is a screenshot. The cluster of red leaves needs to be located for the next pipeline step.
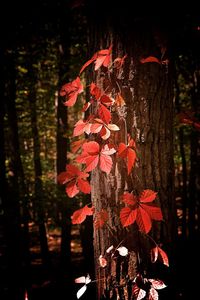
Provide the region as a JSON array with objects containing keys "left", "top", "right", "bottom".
[
  {"left": 57, "top": 164, "right": 91, "bottom": 198},
  {"left": 58, "top": 46, "right": 131, "bottom": 227},
  {"left": 71, "top": 205, "right": 94, "bottom": 224},
  {"left": 60, "top": 77, "right": 83, "bottom": 107},
  {"left": 76, "top": 141, "right": 116, "bottom": 174},
  {"left": 132, "top": 275, "right": 166, "bottom": 300},
  {"left": 120, "top": 189, "right": 163, "bottom": 233}
]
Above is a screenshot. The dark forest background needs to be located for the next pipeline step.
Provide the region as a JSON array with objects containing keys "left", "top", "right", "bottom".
[{"left": 0, "top": 1, "right": 200, "bottom": 299}]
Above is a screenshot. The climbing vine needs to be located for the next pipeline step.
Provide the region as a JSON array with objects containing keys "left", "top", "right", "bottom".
[{"left": 58, "top": 45, "right": 169, "bottom": 299}]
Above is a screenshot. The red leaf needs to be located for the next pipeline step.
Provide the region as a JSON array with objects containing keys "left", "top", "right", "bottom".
[
  {"left": 71, "top": 139, "right": 86, "bottom": 153},
  {"left": 118, "top": 142, "right": 127, "bottom": 158},
  {"left": 139, "top": 189, "right": 157, "bottom": 203},
  {"left": 82, "top": 101, "right": 91, "bottom": 112},
  {"left": 90, "top": 82, "right": 101, "bottom": 99},
  {"left": 118, "top": 138, "right": 136, "bottom": 174},
  {"left": 140, "top": 56, "right": 161, "bottom": 64},
  {"left": 66, "top": 180, "right": 79, "bottom": 197},
  {"left": 122, "top": 193, "right": 137, "bottom": 206},
  {"left": 140, "top": 204, "right": 163, "bottom": 221},
  {"left": 148, "top": 288, "right": 158, "bottom": 300},
  {"left": 120, "top": 207, "right": 137, "bottom": 227},
  {"left": 60, "top": 77, "right": 83, "bottom": 107},
  {"left": 77, "top": 142, "right": 115, "bottom": 174},
  {"left": 149, "top": 279, "right": 167, "bottom": 290},
  {"left": 100, "top": 95, "right": 113, "bottom": 106},
  {"left": 98, "top": 103, "right": 111, "bottom": 124},
  {"left": 136, "top": 206, "right": 152, "bottom": 233},
  {"left": 76, "top": 141, "right": 100, "bottom": 172},
  {"left": 71, "top": 205, "right": 94, "bottom": 224},
  {"left": 151, "top": 247, "right": 159, "bottom": 263},
  {"left": 132, "top": 284, "right": 146, "bottom": 300},
  {"left": 79, "top": 45, "right": 112, "bottom": 73},
  {"left": 73, "top": 120, "right": 91, "bottom": 137},
  {"left": 94, "top": 45, "right": 112, "bottom": 70},
  {"left": 115, "top": 93, "right": 126, "bottom": 107},
  {"left": 77, "top": 178, "right": 91, "bottom": 194},
  {"left": 157, "top": 247, "right": 169, "bottom": 267},
  {"left": 113, "top": 55, "right": 127, "bottom": 69},
  {"left": 99, "top": 255, "right": 107, "bottom": 268},
  {"left": 57, "top": 171, "right": 69, "bottom": 184},
  {"left": 79, "top": 53, "right": 97, "bottom": 74},
  {"left": 127, "top": 148, "right": 136, "bottom": 174},
  {"left": 58, "top": 164, "right": 90, "bottom": 197},
  {"left": 94, "top": 209, "right": 109, "bottom": 228},
  {"left": 99, "top": 153, "right": 113, "bottom": 174}
]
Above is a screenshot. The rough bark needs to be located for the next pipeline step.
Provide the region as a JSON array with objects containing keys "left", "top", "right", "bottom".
[{"left": 87, "top": 13, "right": 175, "bottom": 299}]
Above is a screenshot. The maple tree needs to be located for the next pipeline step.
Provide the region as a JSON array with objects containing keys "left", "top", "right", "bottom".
[{"left": 58, "top": 44, "right": 172, "bottom": 299}]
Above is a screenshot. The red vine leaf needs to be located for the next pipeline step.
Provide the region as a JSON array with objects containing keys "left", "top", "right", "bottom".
[
  {"left": 148, "top": 288, "right": 158, "bottom": 300},
  {"left": 150, "top": 247, "right": 159, "bottom": 263},
  {"left": 99, "top": 255, "right": 107, "bottom": 268},
  {"left": 118, "top": 135, "right": 136, "bottom": 174},
  {"left": 98, "top": 103, "right": 111, "bottom": 124},
  {"left": 94, "top": 209, "right": 109, "bottom": 228},
  {"left": 120, "top": 207, "right": 137, "bottom": 227},
  {"left": 94, "top": 45, "right": 112, "bottom": 70},
  {"left": 90, "top": 82, "right": 101, "bottom": 99},
  {"left": 60, "top": 77, "right": 83, "bottom": 107},
  {"left": 76, "top": 142, "right": 116, "bottom": 174},
  {"left": 132, "top": 284, "right": 146, "bottom": 300},
  {"left": 79, "top": 45, "right": 112, "bottom": 74},
  {"left": 149, "top": 279, "right": 167, "bottom": 290},
  {"left": 140, "top": 204, "right": 163, "bottom": 221},
  {"left": 71, "top": 205, "right": 94, "bottom": 225},
  {"left": 140, "top": 190, "right": 157, "bottom": 203},
  {"left": 71, "top": 139, "right": 86, "bottom": 153},
  {"left": 140, "top": 56, "right": 161, "bottom": 64},
  {"left": 115, "top": 93, "right": 126, "bottom": 107},
  {"left": 157, "top": 246, "right": 169, "bottom": 267},
  {"left": 90, "top": 118, "right": 119, "bottom": 140},
  {"left": 73, "top": 120, "right": 91, "bottom": 137},
  {"left": 79, "top": 53, "right": 97, "bottom": 74},
  {"left": 136, "top": 206, "right": 152, "bottom": 233},
  {"left": 57, "top": 164, "right": 91, "bottom": 198},
  {"left": 113, "top": 55, "right": 127, "bottom": 69},
  {"left": 120, "top": 190, "right": 163, "bottom": 233}
]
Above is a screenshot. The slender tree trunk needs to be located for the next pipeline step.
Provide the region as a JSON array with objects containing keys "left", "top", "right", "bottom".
[
  {"left": 174, "top": 72, "right": 188, "bottom": 238},
  {"left": 5, "top": 50, "right": 32, "bottom": 295},
  {"left": 188, "top": 71, "right": 200, "bottom": 239},
  {"left": 3, "top": 49, "right": 24, "bottom": 300},
  {"left": 56, "top": 2, "right": 72, "bottom": 292},
  {"left": 87, "top": 10, "right": 176, "bottom": 299},
  {"left": 28, "top": 60, "right": 51, "bottom": 270}
]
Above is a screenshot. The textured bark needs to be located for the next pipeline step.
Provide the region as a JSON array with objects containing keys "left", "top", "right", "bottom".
[{"left": 88, "top": 15, "right": 175, "bottom": 299}]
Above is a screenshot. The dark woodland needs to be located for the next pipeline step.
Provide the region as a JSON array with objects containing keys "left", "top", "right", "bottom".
[{"left": 0, "top": 1, "right": 200, "bottom": 299}]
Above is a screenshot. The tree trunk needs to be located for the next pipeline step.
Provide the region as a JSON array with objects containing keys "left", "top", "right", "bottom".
[
  {"left": 188, "top": 71, "right": 200, "bottom": 239},
  {"left": 3, "top": 49, "right": 25, "bottom": 300},
  {"left": 28, "top": 59, "right": 51, "bottom": 270},
  {"left": 174, "top": 72, "right": 188, "bottom": 238},
  {"left": 87, "top": 10, "right": 176, "bottom": 299},
  {"left": 56, "top": 2, "right": 72, "bottom": 292}
]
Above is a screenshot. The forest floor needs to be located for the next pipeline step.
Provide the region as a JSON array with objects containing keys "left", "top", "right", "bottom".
[{"left": 19, "top": 223, "right": 200, "bottom": 300}]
